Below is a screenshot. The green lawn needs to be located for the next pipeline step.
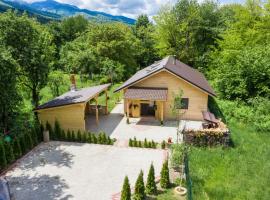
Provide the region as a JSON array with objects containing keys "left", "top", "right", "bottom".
[{"left": 189, "top": 123, "right": 270, "bottom": 200}]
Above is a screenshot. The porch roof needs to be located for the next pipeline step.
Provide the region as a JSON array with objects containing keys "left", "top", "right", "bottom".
[{"left": 124, "top": 87, "right": 168, "bottom": 101}]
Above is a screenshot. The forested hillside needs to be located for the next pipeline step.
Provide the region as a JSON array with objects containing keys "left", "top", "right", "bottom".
[{"left": 0, "top": 0, "right": 269, "bottom": 133}]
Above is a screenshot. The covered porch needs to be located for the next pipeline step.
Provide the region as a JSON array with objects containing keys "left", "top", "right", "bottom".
[{"left": 124, "top": 87, "right": 168, "bottom": 124}]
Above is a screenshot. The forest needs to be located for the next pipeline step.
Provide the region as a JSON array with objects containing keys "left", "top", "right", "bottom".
[{"left": 0, "top": 0, "right": 269, "bottom": 133}]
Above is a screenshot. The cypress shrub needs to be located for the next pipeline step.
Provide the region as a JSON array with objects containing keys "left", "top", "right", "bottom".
[
  {"left": 82, "top": 132, "right": 87, "bottom": 142},
  {"left": 160, "top": 160, "right": 170, "bottom": 189},
  {"left": 138, "top": 141, "right": 142, "bottom": 148},
  {"left": 77, "top": 130, "right": 82, "bottom": 142},
  {"left": 87, "top": 133, "right": 92, "bottom": 143},
  {"left": 67, "top": 130, "right": 72, "bottom": 141},
  {"left": 133, "top": 137, "right": 138, "bottom": 147},
  {"left": 13, "top": 138, "right": 22, "bottom": 159},
  {"left": 54, "top": 120, "right": 61, "bottom": 140},
  {"left": 144, "top": 138, "right": 148, "bottom": 148},
  {"left": 0, "top": 141, "right": 7, "bottom": 170},
  {"left": 134, "top": 170, "right": 145, "bottom": 200},
  {"left": 161, "top": 140, "right": 166, "bottom": 149},
  {"left": 25, "top": 133, "right": 33, "bottom": 151},
  {"left": 146, "top": 163, "right": 157, "bottom": 195},
  {"left": 97, "top": 133, "right": 102, "bottom": 144},
  {"left": 4, "top": 142, "right": 15, "bottom": 164},
  {"left": 71, "top": 131, "right": 76, "bottom": 141},
  {"left": 121, "top": 176, "right": 131, "bottom": 200},
  {"left": 61, "top": 130, "right": 66, "bottom": 141},
  {"left": 46, "top": 121, "right": 54, "bottom": 140},
  {"left": 107, "top": 136, "right": 112, "bottom": 145},
  {"left": 151, "top": 140, "right": 156, "bottom": 149},
  {"left": 92, "top": 134, "right": 97, "bottom": 144},
  {"left": 129, "top": 138, "right": 133, "bottom": 147},
  {"left": 101, "top": 133, "right": 107, "bottom": 144},
  {"left": 19, "top": 135, "right": 27, "bottom": 154},
  {"left": 38, "top": 123, "right": 44, "bottom": 142}
]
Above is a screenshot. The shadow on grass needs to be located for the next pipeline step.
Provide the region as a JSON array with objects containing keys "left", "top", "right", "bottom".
[{"left": 7, "top": 174, "right": 72, "bottom": 200}]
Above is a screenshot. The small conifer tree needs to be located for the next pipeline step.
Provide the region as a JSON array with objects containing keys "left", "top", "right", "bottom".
[
  {"left": 0, "top": 141, "right": 7, "bottom": 170},
  {"left": 143, "top": 138, "right": 148, "bottom": 148},
  {"left": 71, "top": 130, "right": 76, "bottom": 141},
  {"left": 92, "top": 134, "right": 97, "bottom": 144},
  {"left": 67, "top": 130, "right": 72, "bottom": 141},
  {"left": 61, "top": 130, "right": 66, "bottom": 141},
  {"left": 160, "top": 160, "right": 170, "bottom": 189},
  {"left": 138, "top": 141, "right": 142, "bottom": 148},
  {"left": 107, "top": 136, "right": 112, "bottom": 145},
  {"left": 121, "top": 176, "right": 131, "bottom": 200},
  {"left": 134, "top": 170, "right": 145, "bottom": 200},
  {"left": 129, "top": 138, "right": 133, "bottom": 147},
  {"left": 46, "top": 121, "right": 55, "bottom": 140},
  {"left": 87, "top": 133, "right": 92, "bottom": 143},
  {"left": 13, "top": 138, "right": 22, "bottom": 159},
  {"left": 133, "top": 137, "right": 138, "bottom": 147},
  {"left": 82, "top": 132, "right": 87, "bottom": 142},
  {"left": 151, "top": 140, "right": 156, "bottom": 149},
  {"left": 146, "top": 163, "right": 157, "bottom": 195},
  {"left": 97, "top": 133, "right": 102, "bottom": 144},
  {"left": 161, "top": 140, "right": 166, "bottom": 149},
  {"left": 77, "top": 130, "right": 82, "bottom": 142},
  {"left": 54, "top": 120, "right": 61, "bottom": 140}
]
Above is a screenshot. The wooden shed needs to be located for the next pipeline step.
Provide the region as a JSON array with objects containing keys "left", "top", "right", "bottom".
[{"left": 35, "top": 83, "right": 110, "bottom": 132}]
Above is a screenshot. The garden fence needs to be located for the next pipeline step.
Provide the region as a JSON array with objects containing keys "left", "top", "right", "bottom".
[{"left": 184, "top": 152, "right": 193, "bottom": 200}]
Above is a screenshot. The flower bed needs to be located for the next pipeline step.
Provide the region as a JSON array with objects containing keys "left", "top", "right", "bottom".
[{"left": 183, "top": 129, "right": 230, "bottom": 147}]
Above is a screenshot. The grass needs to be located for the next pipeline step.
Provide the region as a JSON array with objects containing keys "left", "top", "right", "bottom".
[
  {"left": 189, "top": 122, "right": 270, "bottom": 200},
  {"left": 156, "top": 188, "right": 185, "bottom": 200}
]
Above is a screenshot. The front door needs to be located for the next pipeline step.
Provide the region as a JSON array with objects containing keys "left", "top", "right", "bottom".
[{"left": 140, "top": 103, "right": 155, "bottom": 116}]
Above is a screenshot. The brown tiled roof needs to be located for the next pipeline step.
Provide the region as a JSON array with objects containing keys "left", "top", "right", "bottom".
[
  {"left": 35, "top": 84, "right": 111, "bottom": 110},
  {"left": 115, "top": 56, "right": 216, "bottom": 96},
  {"left": 124, "top": 87, "right": 168, "bottom": 101}
]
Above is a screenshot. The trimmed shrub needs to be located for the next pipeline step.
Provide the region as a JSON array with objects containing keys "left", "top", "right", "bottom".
[
  {"left": 161, "top": 140, "right": 166, "bottom": 149},
  {"left": 97, "top": 133, "right": 102, "bottom": 144},
  {"left": 160, "top": 160, "right": 170, "bottom": 189},
  {"left": 54, "top": 120, "right": 61, "bottom": 140},
  {"left": 129, "top": 139, "right": 133, "bottom": 147},
  {"left": 134, "top": 170, "right": 145, "bottom": 200},
  {"left": 101, "top": 132, "right": 107, "bottom": 144},
  {"left": 92, "top": 134, "right": 97, "bottom": 144},
  {"left": 146, "top": 163, "right": 157, "bottom": 195},
  {"left": 4, "top": 142, "right": 15, "bottom": 164},
  {"left": 77, "top": 130, "right": 82, "bottom": 142},
  {"left": 82, "top": 132, "right": 87, "bottom": 142},
  {"left": 151, "top": 140, "right": 156, "bottom": 149},
  {"left": 138, "top": 141, "right": 142, "bottom": 148},
  {"left": 0, "top": 141, "right": 7, "bottom": 170},
  {"left": 67, "top": 130, "right": 72, "bottom": 141},
  {"left": 13, "top": 138, "right": 22, "bottom": 159},
  {"left": 121, "top": 176, "right": 131, "bottom": 200},
  {"left": 46, "top": 121, "right": 54, "bottom": 140},
  {"left": 133, "top": 137, "right": 138, "bottom": 147},
  {"left": 107, "top": 137, "right": 112, "bottom": 145},
  {"left": 61, "top": 130, "right": 66, "bottom": 141},
  {"left": 143, "top": 138, "right": 148, "bottom": 148},
  {"left": 87, "top": 133, "right": 92, "bottom": 143},
  {"left": 71, "top": 131, "right": 76, "bottom": 141}
]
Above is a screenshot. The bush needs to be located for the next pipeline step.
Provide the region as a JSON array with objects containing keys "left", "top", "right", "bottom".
[
  {"left": 0, "top": 141, "right": 7, "bottom": 170},
  {"left": 144, "top": 138, "right": 148, "bottom": 148},
  {"left": 82, "top": 132, "right": 87, "bottom": 142},
  {"left": 171, "top": 144, "right": 184, "bottom": 168},
  {"left": 121, "top": 176, "right": 131, "bottom": 200},
  {"left": 4, "top": 142, "right": 15, "bottom": 164},
  {"left": 133, "top": 137, "right": 138, "bottom": 147},
  {"left": 54, "top": 120, "right": 61, "bottom": 140},
  {"left": 71, "top": 131, "right": 76, "bottom": 141},
  {"left": 77, "top": 130, "right": 82, "bottom": 142},
  {"left": 25, "top": 133, "right": 33, "bottom": 151},
  {"left": 31, "top": 128, "right": 38, "bottom": 146},
  {"left": 87, "top": 133, "right": 92, "bottom": 143},
  {"left": 107, "top": 137, "right": 112, "bottom": 145},
  {"left": 13, "top": 138, "right": 22, "bottom": 159},
  {"left": 61, "top": 130, "right": 66, "bottom": 141},
  {"left": 146, "top": 163, "right": 157, "bottom": 195},
  {"left": 19, "top": 135, "right": 27, "bottom": 154},
  {"left": 134, "top": 170, "right": 145, "bottom": 200},
  {"left": 46, "top": 121, "right": 54, "bottom": 140},
  {"left": 92, "top": 134, "right": 97, "bottom": 144},
  {"left": 67, "top": 130, "right": 72, "bottom": 141},
  {"left": 129, "top": 138, "right": 133, "bottom": 147},
  {"left": 161, "top": 140, "right": 166, "bottom": 149},
  {"left": 138, "top": 141, "right": 142, "bottom": 147},
  {"left": 151, "top": 140, "right": 156, "bottom": 149},
  {"left": 160, "top": 160, "right": 170, "bottom": 189}
]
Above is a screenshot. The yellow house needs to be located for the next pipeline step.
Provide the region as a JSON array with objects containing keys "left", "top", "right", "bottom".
[
  {"left": 114, "top": 56, "right": 216, "bottom": 123},
  {"left": 35, "top": 83, "right": 110, "bottom": 131}
]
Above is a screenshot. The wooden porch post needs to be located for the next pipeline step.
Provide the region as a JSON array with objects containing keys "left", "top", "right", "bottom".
[
  {"left": 126, "top": 99, "right": 130, "bottom": 124},
  {"left": 160, "top": 101, "right": 164, "bottom": 125},
  {"left": 95, "top": 96, "right": 99, "bottom": 125},
  {"left": 105, "top": 90, "right": 108, "bottom": 115}
]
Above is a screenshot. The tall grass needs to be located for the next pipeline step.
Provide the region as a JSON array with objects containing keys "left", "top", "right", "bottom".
[{"left": 189, "top": 123, "right": 270, "bottom": 199}]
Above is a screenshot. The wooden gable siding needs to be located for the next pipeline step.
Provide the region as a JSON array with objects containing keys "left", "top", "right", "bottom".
[
  {"left": 133, "top": 70, "right": 208, "bottom": 120},
  {"left": 37, "top": 103, "right": 86, "bottom": 132}
]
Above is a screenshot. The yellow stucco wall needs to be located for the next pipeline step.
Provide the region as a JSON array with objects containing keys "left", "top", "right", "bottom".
[
  {"left": 37, "top": 103, "right": 86, "bottom": 132},
  {"left": 131, "top": 70, "right": 209, "bottom": 121}
]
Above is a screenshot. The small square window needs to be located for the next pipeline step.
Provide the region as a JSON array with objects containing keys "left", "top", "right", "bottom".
[{"left": 181, "top": 98, "right": 189, "bottom": 109}]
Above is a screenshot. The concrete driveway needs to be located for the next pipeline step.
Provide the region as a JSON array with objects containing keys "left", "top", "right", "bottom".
[{"left": 4, "top": 142, "right": 166, "bottom": 200}]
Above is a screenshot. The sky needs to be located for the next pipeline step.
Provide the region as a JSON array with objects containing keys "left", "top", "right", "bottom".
[{"left": 22, "top": 0, "right": 244, "bottom": 19}]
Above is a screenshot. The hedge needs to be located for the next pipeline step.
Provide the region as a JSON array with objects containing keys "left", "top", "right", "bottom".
[{"left": 129, "top": 137, "right": 157, "bottom": 149}]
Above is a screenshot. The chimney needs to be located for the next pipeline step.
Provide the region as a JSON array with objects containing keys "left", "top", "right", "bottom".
[
  {"left": 70, "top": 74, "right": 77, "bottom": 91},
  {"left": 173, "top": 55, "right": 176, "bottom": 65}
]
